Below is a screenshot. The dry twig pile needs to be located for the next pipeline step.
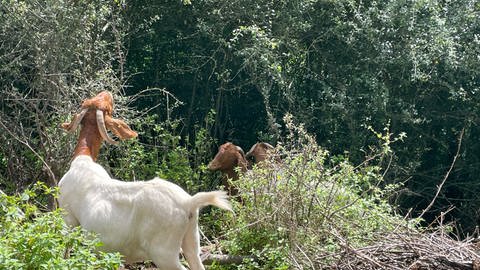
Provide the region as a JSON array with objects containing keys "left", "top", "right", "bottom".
[{"left": 327, "top": 230, "right": 480, "bottom": 270}]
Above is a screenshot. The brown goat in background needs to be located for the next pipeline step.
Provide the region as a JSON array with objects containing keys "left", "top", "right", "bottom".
[
  {"left": 207, "top": 142, "right": 248, "bottom": 196},
  {"left": 245, "top": 142, "right": 275, "bottom": 165}
]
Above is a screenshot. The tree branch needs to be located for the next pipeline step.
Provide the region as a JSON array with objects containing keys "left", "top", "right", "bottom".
[
  {"left": 418, "top": 127, "right": 465, "bottom": 220},
  {"left": 202, "top": 254, "right": 249, "bottom": 265}
]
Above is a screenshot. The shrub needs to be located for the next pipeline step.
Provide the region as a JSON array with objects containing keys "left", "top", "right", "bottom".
[
  {"left": 214, "top": 115, "right": 417, "bottom": 269},
  {"left": 0, "top": 183, "right": 121, "bottom": 270},
  {"left": 103, "top": 107, "right": 219, "bottom": 194}
]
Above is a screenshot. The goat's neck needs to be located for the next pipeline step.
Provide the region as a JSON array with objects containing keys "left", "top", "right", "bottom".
[
  {"left": 225, "top": 159, "right": 248, "bottom": 180},
  {"left": 73, "top": 120, "right": 103, "bottom": 161},
  {"left": 225, "top": 169, "right": 238, "bottom": 180}
]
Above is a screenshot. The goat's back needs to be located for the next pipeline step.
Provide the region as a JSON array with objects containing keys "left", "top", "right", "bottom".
[
  {"left": 58, "top": 155, "right": 231, "bottom": 264},
  {"left": 59, "top": 157, "right": 191, "bottom": 261}
]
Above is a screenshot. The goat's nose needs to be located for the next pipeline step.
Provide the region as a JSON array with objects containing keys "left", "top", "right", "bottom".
[{"left": 207, "top": 161, "right": 218, "bottom": 170}]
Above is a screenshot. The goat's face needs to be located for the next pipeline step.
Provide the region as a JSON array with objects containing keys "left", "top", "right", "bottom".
[
  {"left": 208, "top": 142, "right": 246, "bottom": 172},
  {"left": 246, "top": 142, "right": 274, "bottom": 164},
  {"left": 61, "top": 91, "right": 137, "bottom": 159},
  {"left": 62, "top": 91, "right": 137, "bottom": 141}
]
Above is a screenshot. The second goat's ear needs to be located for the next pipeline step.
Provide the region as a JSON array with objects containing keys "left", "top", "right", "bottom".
[
  {"left": 104, "top": 115, "right": 138, "bottom": 140},
  {"left": 60, "top": 122, "right": 71, "bottom": 130}
]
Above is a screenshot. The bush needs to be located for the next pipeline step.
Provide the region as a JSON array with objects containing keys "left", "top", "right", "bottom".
[
  {"left": 213, "top": 115, "right": 418, "bottom": 269},
  {"left": 0, "top": 0, "right": 126, "bottom": 191},
  {"left": 0, "top": 183, "right": 121, "bottom": 269},
  {"left": 102, "top": 106, "right": 220, "bottom": 193}
]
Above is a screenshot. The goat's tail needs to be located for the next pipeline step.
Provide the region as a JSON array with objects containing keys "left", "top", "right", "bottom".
[{"left": 189, "top": 191, "right": 232, "bottom": 212}]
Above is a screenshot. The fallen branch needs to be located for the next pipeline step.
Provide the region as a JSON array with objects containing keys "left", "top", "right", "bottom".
[
  {"left": 329, "top": 230, "right": 480, "bottom": 270},
  {"left": 122, "top": 254, "right": 249, "bottom": 270},
  {"left": 202, "top": 254, "right": 248, "bottom": 265}
]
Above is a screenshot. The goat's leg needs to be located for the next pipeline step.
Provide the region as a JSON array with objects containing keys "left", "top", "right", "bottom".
[
  {"left": 151, "top": 250, "right": 187, "bottom": 270},
  {"left": 148, "top": 236, "right": 187, "bottom": 270},
  {"left": 62, "top": 210, "right": 80, "bottom": 227},
  {"left": 181, "top": 221, "right": 205, "bottom": 270}
]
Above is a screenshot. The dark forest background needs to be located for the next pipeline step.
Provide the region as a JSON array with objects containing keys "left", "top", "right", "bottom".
[{"left": 1, "top": 0, "right": 479, "bottom": 237}]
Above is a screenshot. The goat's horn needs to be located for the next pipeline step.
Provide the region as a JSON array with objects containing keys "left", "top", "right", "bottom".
[
  {"left": 245, "top": 143, "right": 258, "bottom": 158},
  {"left": 236, "top": 146, "right": 245, "bottom": 157},
  {"left": 96, "top": 109, "right": 118, "bottom": 145},
  {"left": 262, "top": 142, "right": 274, "bottom": 149},
  {"left": 65, "top": 108, "right": 88, "bottom": 133}
]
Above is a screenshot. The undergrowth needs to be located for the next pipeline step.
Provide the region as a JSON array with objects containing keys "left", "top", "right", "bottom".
[
  {"left": 207, "top": 114, "right": 419, "bottom": 269},
  {"left": 0, "top": 113, "right": 418, "bottom": 269},
  {"left": 0, "top": 183, "right": 121, "bottom": 269}
]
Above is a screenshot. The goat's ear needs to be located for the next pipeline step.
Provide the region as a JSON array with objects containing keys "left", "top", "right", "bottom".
[
  {"left": 60, "top": 122, "right": 72, "bottom": 130},
  {"left": 104, "top": 115, "right": 138, "bottom": 140},
  {"left": 234, "top": 149, "right": 248, "bottom": 172},
  {"left": 61, "top": 108, "right": 88, "bottom": 133}
]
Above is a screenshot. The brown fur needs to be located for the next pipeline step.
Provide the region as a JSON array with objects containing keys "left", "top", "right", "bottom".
[
  {"left": 245, "top": 142, "right": 274, "bottom": 164},
  {"left": 61, "top": 91, "right": 137, "bottom": 161},
  {"left": 207, "top": 142, "right": 247, "bottom": 196}
]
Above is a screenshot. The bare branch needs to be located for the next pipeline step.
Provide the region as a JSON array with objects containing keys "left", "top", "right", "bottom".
[
  {"left": 418, "top": 127, "right": 465, "bottom": 220},
  {"left": 0, "top": 119, "right": 57, "bottom": 185}
]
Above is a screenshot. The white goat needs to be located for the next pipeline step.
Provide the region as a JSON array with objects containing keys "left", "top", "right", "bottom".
[{"left": 59, "top": 91, "right": 232, "bottom": 270}]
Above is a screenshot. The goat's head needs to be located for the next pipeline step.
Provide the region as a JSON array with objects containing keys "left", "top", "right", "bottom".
[
  {"left": 245, "top": 142, "right": 274, "bottom": 164},
  {"left": 208, "top": 142, "right": 247, "bottom": 176},
  {"left": 61, "top": 91, "right": 137, "bottom": 160},
  {"left": 208, "top": 142, "right": 247, "bottom": 196}
]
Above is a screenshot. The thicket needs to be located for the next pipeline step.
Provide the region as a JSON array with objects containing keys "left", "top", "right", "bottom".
[
  {"left": 124, "top": 0, "right": 480, "bottom": 234},
  {"left": 0, "top": 0, "right": 127, "bottom": 191},
  {"left": 0, "top": 183, "right": 121, "bottom": 269},
  {"left": 1, "top": 0, "right": 480, "bottom": 268},
  {"left": 206, "top": 115, "right": 417, "bottom": 269}
]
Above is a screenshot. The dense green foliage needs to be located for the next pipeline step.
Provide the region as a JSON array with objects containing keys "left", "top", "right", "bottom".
[
  {"left": 122, "top": 0, "right": 480, "bottom": 233},
  {"left": 0, "top": 0, "right": 479, "bottom": 268},
  {"left": 0, "top": 183, "right": 121, "bottom": 269}
]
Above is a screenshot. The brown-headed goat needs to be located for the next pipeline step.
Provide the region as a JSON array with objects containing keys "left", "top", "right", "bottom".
[
  {"left": 59, "top": 91, "right": 231, "bottom": 270},
  {"left": 207, "top": 142, "right": 248, "bottom": 196},
  {"left": 245, "top": 142, "right": 275, "bottom": 165}
]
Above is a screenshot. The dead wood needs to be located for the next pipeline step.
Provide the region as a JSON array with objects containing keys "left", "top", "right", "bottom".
[
  {"left": 202, "top": 254, "right": 248, "bottom": 265},
  {"left": 121, "top": 252, "right": 250, "bottom": 269},
  {"left": 327, "top": 230, "right": 480, "bottom": 270}
]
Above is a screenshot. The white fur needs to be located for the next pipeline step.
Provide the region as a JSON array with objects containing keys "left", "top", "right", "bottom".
[{"left": 58, "top": 155, "right": 231, "bottom": 270}]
